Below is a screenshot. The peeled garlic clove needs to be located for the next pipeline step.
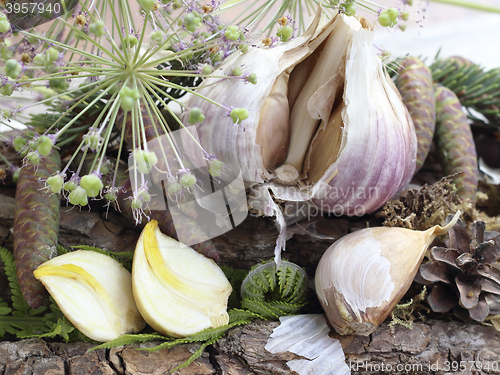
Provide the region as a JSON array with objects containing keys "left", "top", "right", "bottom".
[
  {"left": 34, "top": 250, "right": 145, "bottom": 342},
  {"left": 314, "top": 212, "right": 461, "bottom": 336},
  {"left": 132, "top": 220, "right": 232, "bottom": 338}
]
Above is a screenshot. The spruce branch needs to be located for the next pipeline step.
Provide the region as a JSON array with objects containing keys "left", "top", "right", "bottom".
[{"left": 430, "top": 57, "right": 500, "bottom": 126}]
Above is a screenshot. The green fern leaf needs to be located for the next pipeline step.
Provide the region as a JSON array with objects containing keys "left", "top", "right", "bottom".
[
  {"left": 228, "top": 308, "right": 263, "bottom": 323},
  {"left": 268, "top": 301, "right": 305, "bottom": 316},
  {"left": 56, "top": 245, "right": 69, "bottom": 255},
  {"left": 90, "top": 333, "right": 169, "bottom": 351},
  {"left": 142, "top": 320, "right": 249, "bottom": 353},
  {"left": 280, "top": 266, "right": 298, "bottom": 298},
  {"left": 240, "top": 299, "right": 280, "bottom": 320},
  {"left": 284, "top": 269, "right": 308, "bottom": 304},
  {"left": 0, "top": 246, "right": 31, "bottom": 316},
  {"left": 262, "top": 266, "right": 277, "bottom": 292},
  {"left": 170, "top": 336, "right": 220, "bottom": 373},
  {"left": 0, "top": 307, "right": 12, "bottom": 315}
]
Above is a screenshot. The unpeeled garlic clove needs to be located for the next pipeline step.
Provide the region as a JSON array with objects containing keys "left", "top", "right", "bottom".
[
  {"left": 314, "top": 212, "right": 461, "bottom": 336},
  {"left": 34, "top": 250, "right": 146, "bottom": 342},
  {"left": 132, "top": 220, "right": 232, "bottom": 338}
]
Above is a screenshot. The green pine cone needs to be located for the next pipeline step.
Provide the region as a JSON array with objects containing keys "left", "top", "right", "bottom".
[
  {"left": 13, "top": 150, "right": 61, "bottom": 308},
  {"left": 434, "top": 84, "right": 478, "bottom": 202},
  {"left": 396, "top": 57, "right": 436, "bottom": 173}
]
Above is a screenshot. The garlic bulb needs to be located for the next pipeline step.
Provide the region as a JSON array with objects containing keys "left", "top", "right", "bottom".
[
  {"left": 183, "top": 8, "right": 416, "bottom": 216},
  {"left": 314, "top": 212, "right": 461, "bottom": 336},
  {"left": 132, "top": 220, "right": 232, "bottom": 338},
  {"left": 34, "top": 250, "right": 145, "bottom": 342}
]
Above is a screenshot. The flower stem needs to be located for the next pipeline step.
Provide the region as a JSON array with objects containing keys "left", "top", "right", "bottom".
[{"left": 428, "top": 0, "right": 500, "bottom": 13}]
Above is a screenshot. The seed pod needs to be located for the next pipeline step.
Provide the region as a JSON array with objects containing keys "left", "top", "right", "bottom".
[
  {"left": 396, "top": 57, "right": 436, "bottom": 173},
  {"left": 122, "top": 108, "right": 198, "bottom": 219},
  {"left": 13, "top": 150, "right": 61, "bottom": 308},
  {"left": 434, "top": 84, "right": 478, "bottom": 202}
]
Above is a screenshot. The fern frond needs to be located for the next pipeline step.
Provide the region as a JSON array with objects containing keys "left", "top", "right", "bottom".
[
  {"left": 0, "top": 300, "right": 12, "bottom": 316},
  {"left": 240, "top": 299, "right": 281, "bottom": 320},
  {"left": 241, "top": 260, "right": 308, "bottom": 312},
  {"left": 284, "top": 270, "right": 308, "bottom": 304},
  {"left": 90, "top": 333, "right": 169, "bottom": 351},
  {"left": 0, "top": 247, "right": 29, "bottom": 315},
  {"left": 263, "top": 266, "right": 277, "bottom": 292},
  {"left": 57, "top": 245, "right": 70, "bottom": 255},
  {"left": 228, "top": 308, "right": 263, "bottom": 323},
  {"left": 280, "top": 266, "right": 297, "bottom": 298},
  {"left": 169, "top": 336, "right": 219, "bottom": 373},
  {"left": 268, "top": 301, "right": 305, "bottom": 316}
]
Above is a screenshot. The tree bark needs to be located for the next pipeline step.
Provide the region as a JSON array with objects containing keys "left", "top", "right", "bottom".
[{"left": 2, "top": 191, "right": 500, "bottom": 374}]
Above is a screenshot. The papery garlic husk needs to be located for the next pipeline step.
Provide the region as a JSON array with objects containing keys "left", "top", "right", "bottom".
[
  {"left": 132, "top": 220, "right": 232, "bottom": 338},
  {"left": 34, "top": 250, "right": 146, "bottom": 342},
  {"left": 183, "top": 8, "right": 416, "bottom": 216},
  {"left": 314, "top": 212, "right": 461, "bottom": 336}
]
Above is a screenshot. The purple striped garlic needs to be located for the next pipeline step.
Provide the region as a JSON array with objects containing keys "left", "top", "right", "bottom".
[{"left": 182, "top": 9, "right": 416, "bottom": 221}]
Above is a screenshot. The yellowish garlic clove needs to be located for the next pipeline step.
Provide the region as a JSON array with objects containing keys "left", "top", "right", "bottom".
[
  {"left": 314, "top": 212, "right": 461, "bottom": 336},
  {"left": 132, "top": 220, "right": 232, "bottom": 338},
  {"left": 34, "top": 250, "right": 146, "bottom": 342}
]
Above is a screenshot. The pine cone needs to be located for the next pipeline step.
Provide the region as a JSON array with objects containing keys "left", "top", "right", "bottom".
[{"left": 417, "top": 215, "right": 500, "bottom": 322}]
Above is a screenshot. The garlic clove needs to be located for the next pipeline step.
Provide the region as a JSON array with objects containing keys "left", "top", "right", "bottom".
[
  {"left": 132, "top": 220, "right": 232, "bottom": 338},
  {"left": 314, "top": 212, "right": 460, "bottom": 336},
  {"left": 34, "top": 250, "right": 145, "bottom": 342}
]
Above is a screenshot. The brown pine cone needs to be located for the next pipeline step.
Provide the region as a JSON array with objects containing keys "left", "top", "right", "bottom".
[{"left": 417, "top": 216, "right": 500, "bottom": 322}]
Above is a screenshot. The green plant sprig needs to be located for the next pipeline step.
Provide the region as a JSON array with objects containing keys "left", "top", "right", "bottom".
[{"left": 430, "top": 57, "right": 500, "bottom": 126}]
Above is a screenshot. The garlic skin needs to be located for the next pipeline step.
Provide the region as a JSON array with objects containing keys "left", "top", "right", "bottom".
[
  {"left": 314, "top": 212, "right": 460, "bottom": 336},
  {"left": 132, "top": 220, "right": 232, "bottom": 338},
  {"left": 34, "top": 250, "right": 145, "bottom": 342}
]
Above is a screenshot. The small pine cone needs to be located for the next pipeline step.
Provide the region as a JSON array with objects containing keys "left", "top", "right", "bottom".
[{"left": 417, "top": 215, "right": 500, "bottom": 322}]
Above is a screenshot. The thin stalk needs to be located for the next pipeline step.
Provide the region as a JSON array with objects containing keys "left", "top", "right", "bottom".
[
  {"left": 53, "top": 79, "right": 119, "bottom": 136},
  {"left": 95, "top": 96, "right": 121, "bottom": 173},
  {"left": 18, "top": 80, "right": 101, "bottom": 112},
  {"left": 140, "top": 74, "right": 224, "bottom": 108},
  {"left": 428, "top": 0, "right": 500, "bottom": 13},
  {"left": 141, "top": 79, "right": 207, "bottom": 153},
  {"left": 132, "top": 11, "right": 150, "bottom": 67},
  {"left": 58, "top": 17, "right": 126, "bottom": 66},
  {"left": 20, "top": 31, "right": 121, "bottom": 68}
]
